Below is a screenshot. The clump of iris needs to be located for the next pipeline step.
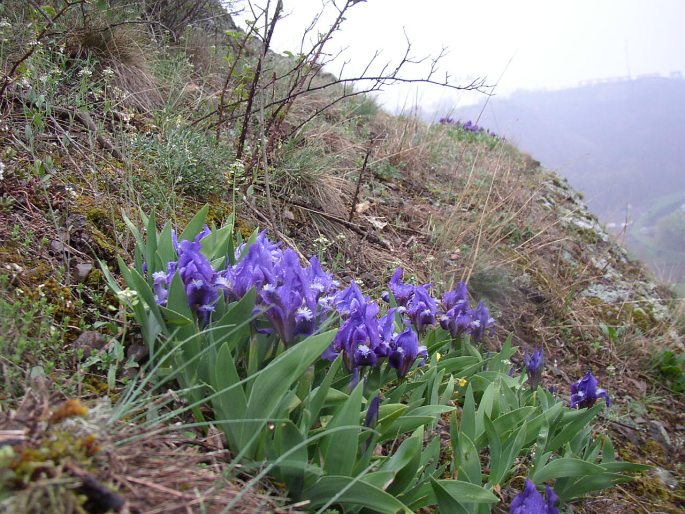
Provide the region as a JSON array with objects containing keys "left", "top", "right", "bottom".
[
  {"left": 439, "top": 117, "right": 498, "bottom": 137},
  {"left": 322, "top": 280, "right": 428, "bottom": 381},
  {"left": 152, "top": 229, "right": 338, "bottom": 343},
  {"left": 152, "top": 230, "right": 496, "bottom": 382}
]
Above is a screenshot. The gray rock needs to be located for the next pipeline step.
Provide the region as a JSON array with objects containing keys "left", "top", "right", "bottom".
[
  {"left": 653, "top": 467, "right": 678, "bottom": 490},
  {"left": 74, "top": 331, "right": 107, "bottom": 357},
  {"left": 75, "top": 262, "right": 93, "bottom": 282},
  {"left": 648, "top": 420, "right": 673, "bottom": 452}
]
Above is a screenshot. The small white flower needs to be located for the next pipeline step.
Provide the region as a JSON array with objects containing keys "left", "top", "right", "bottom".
[
  {"left": 0, "top": 161, "right": 5, "bottom": 181},
  {"left": 78, "top": 68, "right": 93, "bottom": 78},
  {"left": 117, "top": 288, "right": 139, "bottom": 305}
]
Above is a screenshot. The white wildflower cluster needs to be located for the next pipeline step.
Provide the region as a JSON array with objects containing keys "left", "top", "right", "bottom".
[
  {"left": 0, "top": 161, "right": 5, "bottom": 181},
  {"left": 102, "top": 67, "right": 115, "bottom": 81},
  {"left": 64, "top": 185, "right": 77, "bottom": 199},
  {"left": 117, "top": 288, "right": 139, "bottom": 306},
  {"left": 313, "top": 234, "right": 332, "bottom": 253},
  {"left": 78, "top": 68, "right": 93, "bottom": 79}
]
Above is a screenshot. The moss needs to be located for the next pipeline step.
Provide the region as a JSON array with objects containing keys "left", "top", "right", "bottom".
[
  {"left": 85, "top": 207, "right": 111, "bottom": 232},
  {"left": 234, "top": 217, "right": 256, "bottom": 239},
  {"left": 89, "top": 225, "right": 117, "bottom": 260},
  {"left": 37, "top": 277, "right": 77, "bottom": 322},
  {"left": 85, "top": 268, "right": 104, "bottom": 288},
  {"left": 576, "top": 226, "right": 602, "bottom": 244},
  {"left": 642, "top": 440, "right": 668, "bottom": 465},
  {"left": 633, "top": 475, "right": 673, "bottom": 501},
  {"left": 630, "top": 306, "right": 656, "bottom": 332}
]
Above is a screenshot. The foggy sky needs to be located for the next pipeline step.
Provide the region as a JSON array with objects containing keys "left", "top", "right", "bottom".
[{"left": 235, "top": 0, "right": 685, "bottom": 110}]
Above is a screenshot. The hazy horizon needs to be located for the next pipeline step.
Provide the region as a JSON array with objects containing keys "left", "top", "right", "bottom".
[{"left": 232, "top": 0, "right": 685, "bottom": 111}]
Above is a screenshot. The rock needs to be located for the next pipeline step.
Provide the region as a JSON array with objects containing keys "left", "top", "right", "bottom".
[
  {"left": 653, "top": 467, "right": 678, "bottom": 490},
  {"left": 50, "top": 240, "right": 65, "bottom": 255},
  {"left": 75, "top": 262, "right": 93, "bottom": 282},
  {"left": 648, "top": 420, "right": 673, "bottom": 452},
  {"left": 126, "top": 343, "right": 149, "bottom": 363},
  {"left": 73, "top": 331, "right": 107, "bottom": 357}
]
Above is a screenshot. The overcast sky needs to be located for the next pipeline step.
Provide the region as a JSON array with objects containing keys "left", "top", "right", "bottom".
[{"left": 234, "top": 0, "right": 685, "bottom": 111}]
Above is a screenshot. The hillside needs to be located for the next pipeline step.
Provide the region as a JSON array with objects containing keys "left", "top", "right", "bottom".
[
  {"left": 0, "top": 2, "right": 684, "bottom": 513},
  {"left": 440, "top": 78, "right": 685, "bottom": 288}
]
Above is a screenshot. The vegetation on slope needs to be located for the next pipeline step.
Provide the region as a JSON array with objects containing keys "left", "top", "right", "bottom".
[{"left": 0, "top": 1, "right": 683, "bottom": 512}]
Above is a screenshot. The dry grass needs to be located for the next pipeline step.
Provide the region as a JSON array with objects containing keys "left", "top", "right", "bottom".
[
  {"left": 71, "top": 24, "right": 162, "bottom": 112},
  {"left": 0, "top": 382, "right": 292, "bottom": 514}
]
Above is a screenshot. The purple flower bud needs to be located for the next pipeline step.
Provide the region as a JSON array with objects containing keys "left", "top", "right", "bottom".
[
  {"left": 510, "top": 479, "right": 559, "bottom": 514},
  {"left": 524, "top": 347, "right": 544, "bottom": 389},
  {"left": 364, "top": 395, "right": 381, "bottom": 428},
  {"left": 570, "top": 371, "right": 611, "bottom": 409}
]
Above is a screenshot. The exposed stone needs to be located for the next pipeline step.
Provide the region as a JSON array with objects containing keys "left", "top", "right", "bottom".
[
  {"left": 75, "top": 262, "right": 93, "bottom": 282},
  {"left": 648, "top": 420, "right": 673, "bottom": 453},
  {"left": 73, "top": 331, "right": 108, "bottom": 357},
  {"left": 126, "top": 343, "right": 149, "bottom": 363},
  {"left": 653, "top": 467, "right": 678, "bottom": 490}
]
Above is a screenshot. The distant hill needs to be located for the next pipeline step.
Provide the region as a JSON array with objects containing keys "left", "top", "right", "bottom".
[{"left": 436, "top": 77, "right": 685, "bottom": 286}]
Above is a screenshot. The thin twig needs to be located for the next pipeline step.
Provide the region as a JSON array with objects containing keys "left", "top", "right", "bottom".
[{"left": 349, "top": 134, "right": 375, "bottom": 222}]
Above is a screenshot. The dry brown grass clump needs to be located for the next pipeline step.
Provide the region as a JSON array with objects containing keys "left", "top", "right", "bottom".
[
  {"left": 0, "top": 382, "right": 292, "bottom": 514},
  {"left": 71, "top": 24, "right": 162, "bottom": 112}
]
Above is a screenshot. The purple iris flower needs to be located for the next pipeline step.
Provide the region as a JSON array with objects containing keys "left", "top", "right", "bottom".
[
  {"left": 443, "top": 282, "right": 469, "bottom": 311},
  {"left": 570, "top": 371, "right": 611, "bottom": 409},
  {"left": 221, "top": 231, "right": 280, "bottom": 301},
  {"left": 406, "top": 285, "right": 437, "bottom": 334},
  {"left": 171, "top": 225, "right": 211, "bottom": 252},
  {"left": 307, "top": 256, "right": 338, "bottom": 308},
  {"left": 376, "top": 308, "right": 398, "bottom": 357},
  {"left": 256, "top": 249, "right": 327, "bottom": 345},
  {"left": 469, "top": 301, "right": 495, "bottom": 341},
  {"left": 152, "top": 262, "right": 176, "bottom": 305},
  {"left": 175, "top": 239, "right": 219, "bottom": 325},
  {"left": 524, "top": 347, "right": 544, "bottom": 389},
  {"left": 383, "top": 268, "right": 416, "bottom": 306},
  {"left": 510, "top": 480, "right": 559, "bottom": 514},
  {"left": 388, "top": 328, "right": 427, "bottom": 379},
  {"left": 333, "top": 281, "right": 369, "bottom": 317},
  {"left": 440, "top": 282, "right": 474, "bottom": 338},
  {"left": 152, "top": 236, "right": 220, "bottom": 326},
  {"left": 323, "top": 301, "right": 382, "bottom": 370}
]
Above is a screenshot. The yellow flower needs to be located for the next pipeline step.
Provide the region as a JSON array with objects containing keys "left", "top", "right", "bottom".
[{"left": 458, "top": 377, "right": 468, "bottom": 388}]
